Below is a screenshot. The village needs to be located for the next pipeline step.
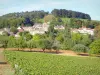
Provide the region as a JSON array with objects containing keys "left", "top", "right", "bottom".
[{"left": 0, "top": 22, "right": 94, "bottom": 37}]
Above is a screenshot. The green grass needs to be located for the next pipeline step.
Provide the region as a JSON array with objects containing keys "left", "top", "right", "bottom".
[{"left": 4, "top": 51, "right": 100, "bottom": 75}]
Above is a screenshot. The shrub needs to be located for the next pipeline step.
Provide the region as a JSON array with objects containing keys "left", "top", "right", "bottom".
[
  {"left": 72, "top": 44, "right": 89, "bottom": 53},
  {"left": 89, "top": 39, "right": 100, "bottom": 54}
]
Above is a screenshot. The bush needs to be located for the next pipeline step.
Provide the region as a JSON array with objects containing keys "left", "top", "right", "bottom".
[
  {"left": 89, "top": 39, "right": 100, "bottom": 54},
  {"left": 72, "top": 44, "right": 89, "bottom": 53}
]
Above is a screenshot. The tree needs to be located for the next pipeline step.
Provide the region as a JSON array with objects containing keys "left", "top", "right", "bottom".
[
  {"left": 7, "top": 36, "right": 17, "bottom": 48},
  {"left": 33, "top": 34, "right": 44, "bottom": 41},
  {"left": 19, "top": 31, "right": 33, "bottom": 41},
  {"left": 48, "top": 22, "right": 55, "bottom": 40},
  {"left": 27, "top": 40, "right": 36, "bottom": 51},
  {"left": 25, "top": 33, "right": 33, "bottom": 41},
  {"left": 0, "top": 35, "right": 9, "bottom": 49},
  {"left": 61, "top": 38, "right": 73, "bottom": 50},
  {"left": 51, "top": 9, "right": 91, "bottom": 20},
  {"left": 71, "top": 33, "right": 82, "bottom": 44},
  {"left": 89, "top": 39, "right": 100, "bottom": 54},
  {"left": 44, "top": 14, "right": 56, "bottom": 23},
  {"left": 10, "top": 26, "right": 18, "bottom": 34},
  {"left": 55, "top": 31, "right": 64, "bottom": 43},
  {"left": 63, "top": 22, "right": 71, "bottom": 39},
  {"left": 36, "top": 39, "right": 52, "bottom": 52},
  {"left": 52, "top": 40, "right": 60, "bottom": 53},
  {"left": 62, "top": 22, "right": 73, "bottom": 50},
  {"left": 16, "top": 37, "right": 26, "bottom": 50},
  {"left": 94, "top": 25, "right": 100, "bottom": 39},
  {"left": 80, "top": 34, "right": 92, "bottom": 46}
]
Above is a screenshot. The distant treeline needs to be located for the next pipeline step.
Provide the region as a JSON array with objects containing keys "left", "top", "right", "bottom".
[{"left": 52, "top": 9, "right": 91, "bottom": 20}]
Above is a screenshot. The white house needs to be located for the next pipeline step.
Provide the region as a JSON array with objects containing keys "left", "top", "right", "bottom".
[
  {"left": 54, "top": 25, "right": 64, "bottom": 30},
  {"left": 21, "top": 23, "right": 49, "bottom": 35},
  {"left": 71, "top": 27, "right": 94, "bottom": 35}
]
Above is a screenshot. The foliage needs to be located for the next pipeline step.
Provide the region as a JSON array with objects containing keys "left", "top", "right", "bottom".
[
  {"left": 80, "top": 34, "right": 92, "bottom": 46},
  {"left": 16, "top": 37, "right": 27, "bottom": 50},
  {"left": 19, "top": 31, "right": 33, "bottom": 41},
  {"left": 4, "top": 51, "right": 100, "bottom": 75},
  {"left": 52, "top": 40, "right": 60, "bottom": 53},
  {"left": 61, "top": 38, "right": 73, "bottom": 50},
  {"left": 94, "top": 25, "right": 100, "bottom": 39},
  {"left": 61, "top": 22, "right": 73, "bottom": 50},
  {"left": 33, "top": 34, "right": 45, "bottom": 41},
  {"left": 71, "top": 33, "right": 82, "bottom": 44},
  {"left": 10, "top": 26, "right": 18, "bottom": 34},
  {"left": 72, "top": 33, "right": 92, "bottom": 46},
  {"left": 0, "top": 35, "right": 9, "bottom": 48},
  {"left": 89, "top": 39, "right": 100, "bottom": 54},
  {"left": 72, "top": 44, "right": 89, "bottom": 53},
  {"left": 47, "top": 23, "right": 55, "bottom": 40},
  {"left": 7, "top": 36, "right": 17, "bottom": 48},
  {"left": 2, "top": 31, "right": 9, "bottom": 36},
  {"left": 55, "top": 31, "right": 64, "bottom": 43},
  {"left": 44, "top": 14, "right": 56, "bottom": 23},
  {"left": 51, "top": 9, "right": 91, "bottom": 20},
  {"left": 36, "top": 39, "right": 52, "bottom": 51},
  {"left": 27, "top": 40, "right": 36, "bottom": 51}
]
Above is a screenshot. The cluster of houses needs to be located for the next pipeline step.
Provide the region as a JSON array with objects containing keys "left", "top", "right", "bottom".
[
  {"left": 71, "top": 27, "right": 94, "bottom": 35},
  {"left": 0, "top": 23, "right": 94, "bottom": 37}
]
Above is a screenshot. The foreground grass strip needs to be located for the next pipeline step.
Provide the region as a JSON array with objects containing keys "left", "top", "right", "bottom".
[{"left": 4, "top": 51, "right": 100, "bottom": 75}]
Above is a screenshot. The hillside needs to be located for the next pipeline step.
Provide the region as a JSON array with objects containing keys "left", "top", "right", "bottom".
[{"left": 0, "top": 9, "right": 100, "bottom": 29}]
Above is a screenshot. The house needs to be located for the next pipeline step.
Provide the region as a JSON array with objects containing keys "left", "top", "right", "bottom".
[
  {"left": 17, "top": 27, "right": 24, "bottom": 32},
  {"left": 71, "top": 27, "right": 94, "bottom": 35},
  {"left": 21, "top": 23, "right": 49, "bottom": 35},
  {"left": 54, "top": 25, "right": 64, "bottom": 30}
]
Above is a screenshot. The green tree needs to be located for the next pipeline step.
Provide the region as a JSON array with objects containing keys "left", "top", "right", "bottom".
[
  {"left": 10, "top": 26, "right": 18, "bottom": 34},
  {"left": 16, "top": 37, "right": 26, "bottom": 50},
  {"left": 80, "top": 34, "right": 92, "bottom": 46},
  {"left": 71, "top": 33, "right": 82, "bottom": 44},
  {"left": 48, "top": 22, "right": 55, "bottom": 40},
  {"left": 52, "top": 40, "right": 60, "bottom": 53},
  {"left": 27, "top": 40, "right": 36, "bottom": 51},
  {"left": 89, "top": 39, "right": 100, "bottom": 54},
  {"left": 7, "top": 36, "right": 17, "bottom": 48},
  {"left": 33, "top": 34, "right": 44, "bottom": 41},
  {"left": 36, "top": 39, "right": 52, "bottom": 52},
  {"left": 0, "top": 35, "right": 9, "bottom": 49},
  {"left": 19, "top": 31, "right": 33, "bottom": 41},
  {"left": 94, "top": 25, "right": 100, "bottom": 39},
  {"left": 62, "top": 22, "right": 73, "bottom": 50},
  {"left": 44, "top": 14, "right": 56, "bottom": 23}
]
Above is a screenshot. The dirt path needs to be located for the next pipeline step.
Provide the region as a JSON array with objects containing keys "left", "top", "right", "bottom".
[
  {"left": 56, "top": 50, "right": 89, "bottom": 57},
  {"left": 0, "top": 50, "right": 15, "bottom": 75},
  {"left": 57, "top": 50, "right": 78, "bottom": 56}
]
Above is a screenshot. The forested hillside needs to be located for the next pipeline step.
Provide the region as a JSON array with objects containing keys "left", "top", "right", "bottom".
[{"left": 0, "top": 9, "right": 99, "bottom": 29}]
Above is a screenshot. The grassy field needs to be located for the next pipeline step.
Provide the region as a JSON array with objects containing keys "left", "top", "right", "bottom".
[{"left": 4, "top": 51, "right": 100, "bottom": 75}]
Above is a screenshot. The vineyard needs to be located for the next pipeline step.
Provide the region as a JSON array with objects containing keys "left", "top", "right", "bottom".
[{"left": 4, "top": 51, "right": 100, "bottom": 75}]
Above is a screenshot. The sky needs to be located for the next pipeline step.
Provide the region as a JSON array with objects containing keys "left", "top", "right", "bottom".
[{"left": 0, "top": 0, "right": 100, "bottom": 20}]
